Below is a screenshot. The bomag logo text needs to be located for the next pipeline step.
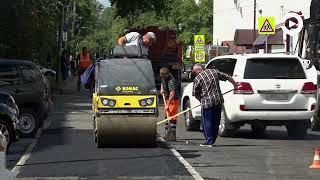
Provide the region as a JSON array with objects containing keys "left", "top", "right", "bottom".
[
  {"left": 115, "top": 86, "right": 139, "bottom": 92},
  {"left": 122, "top": 86, "right": 139, "bottom": 91}
]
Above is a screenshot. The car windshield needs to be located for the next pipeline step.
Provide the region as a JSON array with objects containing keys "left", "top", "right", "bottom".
[
  {"left": 244, "top": 58, "right": 306, "bottom": 79},
  {"left": 98, "top": 59, "right": 156, "bottom": 94},
  {"left": 0, "top": 63, "right": 20, "bottom": 86}
]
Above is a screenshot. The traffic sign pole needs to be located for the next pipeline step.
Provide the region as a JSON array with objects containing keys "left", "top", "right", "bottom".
[
  {"left": 265, "top": 35, "right": 268, "bottom": 53},
  {"left": 194, "top": 35, "right": 206, "bottom": 63}
]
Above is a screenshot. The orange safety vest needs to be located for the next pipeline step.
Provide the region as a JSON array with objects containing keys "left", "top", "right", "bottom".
[{"left": 79, "top": 53, "right": 91, "bottom": 68}]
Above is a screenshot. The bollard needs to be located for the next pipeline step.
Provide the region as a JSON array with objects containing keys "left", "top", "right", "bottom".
[{"left": 0, "top": 133, "right": 16, "bottom": 180}]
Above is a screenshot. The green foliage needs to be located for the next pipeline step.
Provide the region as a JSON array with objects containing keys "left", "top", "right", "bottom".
[
  {"left": 0, "top": 0, "right": 61, "bottom": 64},
  {"left": 0, "top": 0, "right": 213, "bottom": 62},
  {"left": 109, "top": 0, "right": 213, "bottom": 48},
  {"left": 110, "top": 0, "right": 169, "bottom": 18}
]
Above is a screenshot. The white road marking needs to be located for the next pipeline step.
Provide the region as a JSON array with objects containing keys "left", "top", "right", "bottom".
[
  {"left": 17, "top": 177, "right": 80, "bottom": 180},
  {"left": 157, "top": 137, "right": 204, "bottom": 180},
  {"left": 12, "top": 111, "right": 201, "bottom": 179},
  {"left": 12, "top": 118, "right": 53, "bottom": 176},
  {"left": 51, "top": 111, "right": 92, "bottom": 115}
]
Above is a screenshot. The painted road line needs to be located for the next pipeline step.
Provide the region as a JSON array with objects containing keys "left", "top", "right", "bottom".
[
  {"left": 51, "top": 111, "right": 92, "bottom": 115},
  {"left": 17, "top": 177, "right": 80, "bottom": 180},
  {"left": 157, "top": 137, "right": 204, "bottom": 180},
  {"left": 12, "top": 117, "right": 53, "bottom": 176}
]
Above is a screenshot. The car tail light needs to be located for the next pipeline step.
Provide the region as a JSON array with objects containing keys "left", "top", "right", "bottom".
[
  {"left": 301, "top": 82, "right": 317, "bottom": 94},
  {"left": 311, "top": 104, "right": 316, "bottom": 111},
  {"left": 234, "top": 82, "right": 254, "bottom": 94},
  {"left": 240, "top": 105, "right": 246, "bottom": 111}
]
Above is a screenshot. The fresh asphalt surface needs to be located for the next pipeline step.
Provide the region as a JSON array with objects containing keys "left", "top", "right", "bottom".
[
  {"left": 10, "top": 92, "right": 192, "bottom": 180},
  {"left": 6, "top": 82, "right": 320, "bottom": 180}
]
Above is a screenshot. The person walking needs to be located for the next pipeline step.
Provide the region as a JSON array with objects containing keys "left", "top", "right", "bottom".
[
  {"left": 77, "top": 47, "right": 92, "bottom": 92},
  {"left": 192, "top": 63, "right": 238, "bottom": 147},
  {"left": 160, "top": 67, "right": 179, "bottom": 141},
  {"left": 69, "top": 54, "right": 76, "bottom": 81}
]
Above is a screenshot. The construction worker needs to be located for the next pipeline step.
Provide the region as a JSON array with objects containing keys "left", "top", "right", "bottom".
[
  {"left": 77, "top": 47, "right": 92, "bottom": 92},
  {"left": 117, "top": 31, "right": 156, "bottom": 48},
  {"left": 160, "top": 67, "right": 179, "bottom": 141},
  {"left": 192, "top": 63, "right": 238, "bottom": 147}
]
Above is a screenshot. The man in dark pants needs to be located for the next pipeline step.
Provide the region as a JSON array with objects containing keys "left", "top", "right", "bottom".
[{"left": 192, "top": 63, "right": 238, "bottom": 147}]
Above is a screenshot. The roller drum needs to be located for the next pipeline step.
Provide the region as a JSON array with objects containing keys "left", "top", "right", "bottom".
[{"left": 95, "top": 115, "right": 157, "bottom": 147}]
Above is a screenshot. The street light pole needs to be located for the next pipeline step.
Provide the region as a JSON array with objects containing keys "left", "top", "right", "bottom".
[{"left": 57, "top": 0, "right": 65, "bottom": 93}]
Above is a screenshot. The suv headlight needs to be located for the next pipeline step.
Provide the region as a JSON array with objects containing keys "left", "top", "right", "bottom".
[
  {"left": 101, "top": 98, "right": 116, "bottom": 107},
  {"left": 139, "top": 97, "right": 155, "bottom": 107}
]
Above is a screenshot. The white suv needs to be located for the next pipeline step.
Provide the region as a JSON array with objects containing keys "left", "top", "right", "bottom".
[{"left": 181, "top": 54, "right": 317, "bottom": 139}]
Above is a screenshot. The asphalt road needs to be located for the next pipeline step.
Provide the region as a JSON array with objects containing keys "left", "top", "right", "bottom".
[
  {"left": 9, "top": 92, "right": 193, "bottom": 180},
  {"left": 164, "top": 83, "right": 320, "bottom": 180},
  {"left": 6, "top": 81, "right": 320, "bottom": 180}
]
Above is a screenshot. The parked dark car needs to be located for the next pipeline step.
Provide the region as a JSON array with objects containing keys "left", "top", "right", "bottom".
[
  {"left": 0, "top": 59, "right": 51, "bottom": 137},
  {"left": 36, "top": 65, "right": 56, "bottom": 78},
  {"left": 0, "top": 91, "right": 19, "bottom": 148},
  {"left": 36, "top": 65, "right": 56, "bottom": 90}
]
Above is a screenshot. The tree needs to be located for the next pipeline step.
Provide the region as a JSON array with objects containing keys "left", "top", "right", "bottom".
[
  {"left": 108, "top": 0, "right": 213, "bottom": 48},
  {"left": 110, "top": 0, "right": 169, "bottom": 20},
  {"left": 0, "top": 0, "right": 61, "bottom": 64}
]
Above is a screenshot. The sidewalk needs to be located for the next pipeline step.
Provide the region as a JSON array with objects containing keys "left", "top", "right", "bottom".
[{"left": 51, "top": 76, "right": 90, "bottom": 95}]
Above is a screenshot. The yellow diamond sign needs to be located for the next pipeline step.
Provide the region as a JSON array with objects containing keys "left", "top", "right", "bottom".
[
  {"left": 194, "top": 35, "right": 205, "bottom": 46},
  {"left": 258, "top": 16, "right": 275, "bottom": 35}
]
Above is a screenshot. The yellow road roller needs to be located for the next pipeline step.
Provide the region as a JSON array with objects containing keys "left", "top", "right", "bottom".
[{"left": 92, "top": 54, "right": 158, "bottom": 147}]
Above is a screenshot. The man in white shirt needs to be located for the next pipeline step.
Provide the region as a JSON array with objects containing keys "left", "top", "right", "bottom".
[{"left": 117, "top": 32, "right": 156, "bottom": 47}]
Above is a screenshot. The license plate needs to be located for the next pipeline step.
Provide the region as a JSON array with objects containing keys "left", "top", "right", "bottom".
[{"left": 265, "top": 94, "right": 289, "bottom": 100}]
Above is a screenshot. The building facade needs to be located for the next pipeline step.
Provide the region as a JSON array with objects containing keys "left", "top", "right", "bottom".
[{"left": 213, "top": 0, "right": 312, "bottom": 53}]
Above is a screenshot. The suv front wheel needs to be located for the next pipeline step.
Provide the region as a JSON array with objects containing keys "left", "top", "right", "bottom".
[
  {"left": 286, "top": 120, "right": 308, "bottom": 139},
  {"left": 18, "top": 108, "right": 39, "bottom": 137}
]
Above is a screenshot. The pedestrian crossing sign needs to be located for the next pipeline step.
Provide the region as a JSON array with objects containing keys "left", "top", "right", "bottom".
[
  {"left": 194, "top": 35, "right": 205, "bottom": 45},
  {"left": 258, "top": 17, "right": 275, "bottom": 35}
]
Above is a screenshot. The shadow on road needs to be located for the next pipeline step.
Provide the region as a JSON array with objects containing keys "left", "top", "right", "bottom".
[
  {"left": 175, "top": 140, "right": 270, "bottom": 147},
  {"left": 226, "top": 129, "right": 320, "bottom": 140},
  {"left": 19, "top": 153, "right": 176, "bottom": 167},
  {"left": 177, "top": 150, "right": 202, "bottom": 159}
]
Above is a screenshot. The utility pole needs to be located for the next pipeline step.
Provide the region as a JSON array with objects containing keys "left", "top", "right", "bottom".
[
  {"left": 212, "top": 0, "right": 214, "bottom": 46},
  {"left": 57, "top": 0, "right": 65, "bottom": 93},
  {"left": 216, "top": 38, "right": 219, "bottom": 57},
  {"left": 253, "top": 0, "right": 257, "bottom": 52},
  {"left": 72, "top": 0, "right": 76, "bottom": 38}
]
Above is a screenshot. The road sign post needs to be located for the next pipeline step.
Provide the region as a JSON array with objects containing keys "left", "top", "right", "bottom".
[
  {"left": 258, "top": 17, "right": 275, "bottom": 53},
  {"left": 265, "top": 35, "right": 268, "bottom": 53},
  {"left": 194, "top": 35, "right": 206, "bottom": 63}
]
